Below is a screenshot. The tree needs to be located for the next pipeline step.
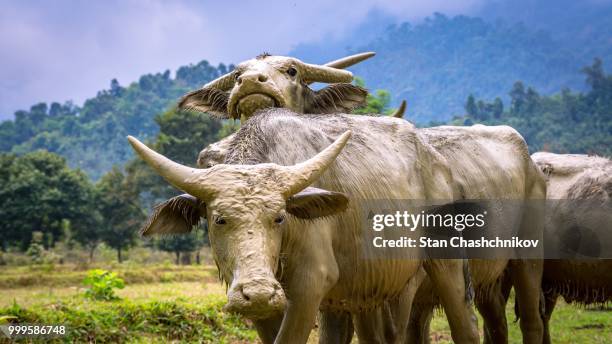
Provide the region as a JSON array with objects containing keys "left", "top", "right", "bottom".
[
  {"left": 0, "top": 151, "right": 96, "bottom": 250},
  {"left": 154, "top": 108, "right": 222, "bottom": 165},
  {"left": 455, "top": 60, "right": 612, "bottom": 156},
  {"left": 157, "top": 232, "right": 204, "bottom": 265},
  {"left": 353, "top": 77, "right": 397, "bottom": 115},
  {"left": 509, "top": 81, "right": 526, "bottom": 115},
  {"left": 465, "top": 94, "right": 478, "bottom": 117},
  {"left": 73, "top": 209, "right": 103, "bottom": 262},
  {"left": 582, "top": 58, "right": 604, "bottom": 91},
  {"left": 110, "top": 79, "right": 124, "bottom": 97},
  {"left": 126, "top": 107, "right": 222, "bottom": 210},
  {"left": 492, "top": 98, "right": 504, "bottom": 119},
  {"left": 96, "top": 166, "right": 142, "bottom": 262}
]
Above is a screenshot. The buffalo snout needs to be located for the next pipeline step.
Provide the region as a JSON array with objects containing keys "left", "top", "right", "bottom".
[
  {"left": 224, "top": 277, "right": 286, "bottom": 318},
  {"left": 237, "top": 72, "right": 269, "bottom": 86}
]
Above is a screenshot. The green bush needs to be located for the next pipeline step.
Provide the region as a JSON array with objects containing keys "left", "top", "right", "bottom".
[{"left": 82, "top": 269, "right": 125, "bottom": 301}]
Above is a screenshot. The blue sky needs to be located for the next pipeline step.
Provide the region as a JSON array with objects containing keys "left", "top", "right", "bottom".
[{"left": 0, "top": 0, "right": 491, "bottom": 119}]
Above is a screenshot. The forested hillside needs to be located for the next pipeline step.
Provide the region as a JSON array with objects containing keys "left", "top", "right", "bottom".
[
  {"left": 345, "top": 14, "right": 595, "bottom": 122},
  {"left": 478, "top": 0, "right": 612, "bottom": 64},
  {"left": 2, "top": 12, "right": 611, "bottom": 178},
  {"left": 452, "top": 58, "right": 612, "bottom": 156},
  {"left": 0, "top": 61, "right": 232, "bottom": 179}
]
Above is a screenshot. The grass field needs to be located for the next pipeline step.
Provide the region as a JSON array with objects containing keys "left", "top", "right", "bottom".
[{"left": 1, "top": 264, "right": 610, "bottom": 343}]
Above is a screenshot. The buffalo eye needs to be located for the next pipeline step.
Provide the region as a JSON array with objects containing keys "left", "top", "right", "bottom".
[
  {"left": 274, "top": 214, "right": 285, "bottom": 224},
  {"left": 214, "top": 216, "right": 227, "bottom": 225},
  {"left": 286, "top": 67, "right": 297, "bottom": 77},
  {"left": 234, "top": 72, "right": 241, "bottom": 80}
]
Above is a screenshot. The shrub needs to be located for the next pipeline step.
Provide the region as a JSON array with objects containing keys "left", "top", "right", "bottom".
[
  {"left": 26, "top": 243, "right": 46, "bottom": 264},
  {"left": 82, "top": 269, "right": 125, "bottom": 301}
]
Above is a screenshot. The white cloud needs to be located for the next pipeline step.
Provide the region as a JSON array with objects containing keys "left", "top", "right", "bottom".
[{"left": 0, "top": 0, "right": 486, "bottom": 119}]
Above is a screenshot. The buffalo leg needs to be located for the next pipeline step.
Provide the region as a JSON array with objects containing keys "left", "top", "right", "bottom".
[
  {"left": 388, "top": 266, "right": 427, "bottom": 343},
  {"left": 353, "top": 307, "right": 385, "bottom": 344},
  {"left": 509, "top": 259, "right": 544, "bottom": 344},
  {"left": 319, "top": 311, "right": 353, "bottom": 344},
  {"left": 274, "top": 267, "right": 337, "bottom": 343},
  {"left": 542, "top": 292, "right": 558, "bottom": 344},
  {"left": 274, "top": 229, "right": 339, "bottom": 344},
  {"left": 477, "top": 281, "right": 508, "bottom": 344},
  {"left": 424, "top": 259, "right": 479, "bottom": 343},
  {"left": 381, "top": 303, "right": 397, "bottom": 343},
  {"left": 405, "top": 303, "right": 433, "bottom": 344},
  {"left": 254, "top": 313, "right": 283, "bottom": 344}
]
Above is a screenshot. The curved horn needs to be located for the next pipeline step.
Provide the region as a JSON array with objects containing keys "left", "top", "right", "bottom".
[
  {"left": 390, "top": 100, "right": 407, "bottom": 118},
  {"left": 202, "top": 52, "right": 375, "bottom": 89},
  {"left": 127, "top": 136, "right": 214, "bottom": 199},
  {"left": 301, "top": 63, "right": 354, "bottom": 84},
  {"left": 325, "top": 52, "right": 376, "bottom": 69},
  {"left": 202, "top": 72, "right": 236, "bottom": 91},
  {"left": 283, "top": 131, "right": 352, "bottom": 196},
  {"left": 306, "top": 52, "right": 375, "bottom": 85}
]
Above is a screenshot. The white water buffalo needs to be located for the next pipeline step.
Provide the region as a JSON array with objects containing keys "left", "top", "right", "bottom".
[
  {"left": 185, "top": 52, "right": 408, "bottom": 343},
  {"left": 395, "top": 125, "right": 552, "bottom": 344},
  {"left": 179, "top": 52, "right": 375, "bottom": 121},
  {"left": 171, "top": 51, "right": 543, "bottom": 343},
  {"left": 131, "top": 110, "right": 546, "bottom": 343},
  {"left": 180, "top": 51, "right": 373, "bottom": 169},
  {"left": 130, "top": 111, "right": 484, "bottom": 343},
  {"left": 531, "top": 152, "right": 612, "bottom": 344}
]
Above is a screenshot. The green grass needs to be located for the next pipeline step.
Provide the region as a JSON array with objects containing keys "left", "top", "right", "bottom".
[
  {"left": 0, "top": 263, "right": 218, "bottom": 289},
  {"left": 0, "top": 296, "right": 256, "bottom": 343},
  {"left": 0, "top": 265, "right": 610, "bottom": 343},
  {"left": 429, "top": 295, "right": 611, "bottom": 343}
]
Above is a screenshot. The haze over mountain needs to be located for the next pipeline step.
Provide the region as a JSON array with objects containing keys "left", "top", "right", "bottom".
[
  {"left": 1, "top": 0, "right": 611, "bottom": 178},
  {"left": 0, "top": 0, "right": 485, "bottom": 120},
  {"left": 292, "top": 0, "right": 612, "bottom": 121}
]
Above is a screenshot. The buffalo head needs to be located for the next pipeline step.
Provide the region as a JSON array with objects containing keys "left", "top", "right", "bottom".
[
  {"left": 178, "top": 53, "right": 374, "bottom": 121},
  {"left": 128, "top": 132, "right": 351, "bottom": 318}
]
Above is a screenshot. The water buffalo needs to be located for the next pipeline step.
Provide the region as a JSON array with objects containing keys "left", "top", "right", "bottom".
[
  {"left": 531, "top": 152, "right": 612, "bottom": 344},
  {"left": 131, "top": 110, "right": 485, "bottom": 343},
  {"left": 132, "top": 109, "right": 547, "bottom": 343},
  {"left": 159, "top": 49, "right": 539, "bottom": 342},
  {"left": 179, "top": 52, "right": 374, "bottom": 121},
  {"left": 186, "top": 52, "right": 407, "bottom": 343},
  {"left": 365, "top": 124, "right": 548, "bottom": 344},
  {"left": 180, "top": 51, "right": 373, "bottom": 169}
]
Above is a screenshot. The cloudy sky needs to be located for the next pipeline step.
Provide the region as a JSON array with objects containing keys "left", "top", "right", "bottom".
[{"left": 0, "top": 0, "right": 490, "bottom": 119}]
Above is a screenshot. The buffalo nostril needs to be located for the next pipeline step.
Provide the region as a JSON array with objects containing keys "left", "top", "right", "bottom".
[
  {"left": 240, "top": 286, "right": 250, "bottom": 301},
  {"left": 258, "top": 75, "right": 268, "bottom": 82}
]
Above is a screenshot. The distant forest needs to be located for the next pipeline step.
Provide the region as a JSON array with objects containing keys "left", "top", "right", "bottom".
[
  {"left": 452, "top": 58, "right": 611, "bottom": 156},
  {"left": 0, "top": 62, "right": 232, "bottom": 179},
  {"left": 2, "top": 13, "right": 611, "bottom": 178}
]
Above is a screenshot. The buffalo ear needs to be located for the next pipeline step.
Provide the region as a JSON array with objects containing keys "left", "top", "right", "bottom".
[
  {"left": 178, "top": 87, "right": 230, "bottom": 118},
  {"left": 286, "top": 187, "right": 349, "bottom": 219},
  {"left": 141, "top": 194, "right": 206, "bottom": 237},
  {"left": 305, "top": 83, "right": 368, "bottom": 114}
]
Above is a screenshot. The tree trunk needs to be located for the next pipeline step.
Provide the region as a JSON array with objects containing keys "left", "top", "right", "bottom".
[
  {"left": 180, "top": 252, "right": 192, "bottom": 265},
  {"left": 175, "top": 251, "right": 180, "bottom": 265},
  {"left": 196, "top": 250, "right": 201, "bottom": 265},
  {"left": 117, "top": 248, "right": 122, "bottom": 263},
  {"left": 89, "top": 245, "right": 96, "bottom": 263}
]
